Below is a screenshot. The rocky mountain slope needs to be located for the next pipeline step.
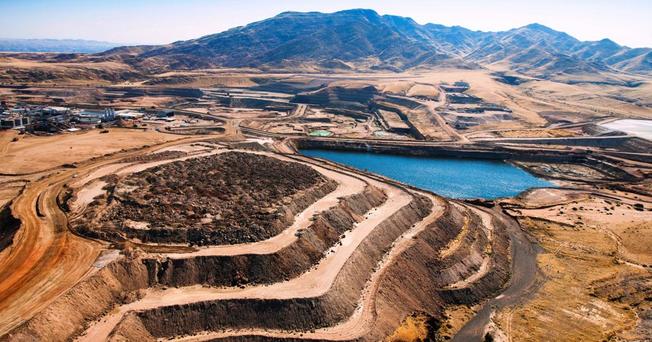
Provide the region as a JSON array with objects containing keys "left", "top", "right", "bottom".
[
  {"left": 98, "top": 9, "right": 651, "bottom": 77},
  {"left": 2, "top": 9, "right": 650, "bottom": 83}
]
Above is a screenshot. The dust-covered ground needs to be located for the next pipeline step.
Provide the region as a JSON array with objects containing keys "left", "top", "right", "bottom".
[
  {"left": 492, "top": 188, "right": 652, "bottom": 341},
  {"left": 0, "top": 129, "right": 182, "bottom": 174}
]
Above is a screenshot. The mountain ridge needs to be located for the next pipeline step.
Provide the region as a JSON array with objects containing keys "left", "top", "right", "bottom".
[{"left": 106, "top": 9, "right": 648, "bottom": 76}]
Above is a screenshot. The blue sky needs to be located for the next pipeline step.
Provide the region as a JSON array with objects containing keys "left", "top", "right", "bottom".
[{"left": 1, "top": 0, "right": 651, "bottom": 47}]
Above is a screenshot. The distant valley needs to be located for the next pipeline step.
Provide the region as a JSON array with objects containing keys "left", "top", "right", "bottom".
[{"left": 0, "top": 38, "right": 120, "bottom": 53}]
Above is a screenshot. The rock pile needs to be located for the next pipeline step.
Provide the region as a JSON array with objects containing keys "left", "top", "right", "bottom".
[{"left": 79, "top": 152, "right": 329, "bottom": 245}]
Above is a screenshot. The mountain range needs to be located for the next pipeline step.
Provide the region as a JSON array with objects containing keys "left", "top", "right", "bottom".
[
  {"left": 4, "top": 9, "right": 652, "bottom": 80},
  {"left": 91, "top": 9, "right": 651, "bottom": 77}
]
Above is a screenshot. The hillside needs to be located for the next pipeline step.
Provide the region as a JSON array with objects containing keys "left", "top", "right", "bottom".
[
  {"left": 114, "top": 9, "right": 468, "bottom": 72},
  {"left": 96, "top": 9, "right": 651, "bottom": 77}
]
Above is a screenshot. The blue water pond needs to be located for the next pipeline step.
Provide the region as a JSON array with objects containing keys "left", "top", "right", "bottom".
[{"left": 300, "top": 149, "right": 553, "bottom": 199}]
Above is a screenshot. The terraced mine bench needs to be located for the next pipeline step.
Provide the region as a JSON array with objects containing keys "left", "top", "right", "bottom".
[{"left": 2, "top": 142, "right": 515, "bottom": 342}]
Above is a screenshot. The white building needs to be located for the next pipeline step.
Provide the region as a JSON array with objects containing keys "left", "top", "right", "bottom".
[
  {"left": 78, "top": 108, "right": 116, "bottom": 122},
  {"left": 115, "top": 110, "right": 144, "bottom": 120},
  {"left": 0, "top": 115, "right": 30, "bottom": 129}
]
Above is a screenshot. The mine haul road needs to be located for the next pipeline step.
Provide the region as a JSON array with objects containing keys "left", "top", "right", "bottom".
[
  {"left": 0, "top": 163, "right": 103, "bottom": 335},
  {"left": 452, "top": 208, "right": 542, "bottom": 342},
  {"left": 163, "top": 163, "right": 366, "bottom": 258},
  {"left": 0, "top": 136, "right": 211, "bottom": 336}
]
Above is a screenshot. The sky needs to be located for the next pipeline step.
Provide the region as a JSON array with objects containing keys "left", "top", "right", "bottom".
[{"left": 1, "top": 0, "right": 651, "bottom": 48}]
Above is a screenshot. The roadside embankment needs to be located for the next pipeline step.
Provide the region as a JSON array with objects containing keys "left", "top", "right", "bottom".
[{"left": 0, "top": 203, "right": 20, "bottom": 252}]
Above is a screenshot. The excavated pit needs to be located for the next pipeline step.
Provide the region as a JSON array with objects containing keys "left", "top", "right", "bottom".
[
  {"left": 108, "top": 200, "right": 511, "bottom": 341},
  {"left": 180, "top": 203, "right": 512, "bottom": 341},
  {"left": 3, "top": 148, "right": 514, "bottom": 342},
  {"left": 114, "top": 194, "right": 434, "bottom": 338}
]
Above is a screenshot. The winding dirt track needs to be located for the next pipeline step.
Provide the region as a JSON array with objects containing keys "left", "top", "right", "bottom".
[
  {"left": 163, "top": 166, "right": 366, "bottom": 258},
  {"left": 66, "top": 146, "right": 366, "bottom": 256},
  {"left": 0, "top": 166, "right": 102, "bottom": 335},
  {"left": 0, "top": 136, "right": 212, "bottom": 336},
  {"left": 452, "top": 208, "right": 541, "bottom": 342},
  {"left": 421, "top": 100, "right": 469, "bottom": 143},
  {"left": 445, "top": 206, "right": 493, "bottom": 290}
]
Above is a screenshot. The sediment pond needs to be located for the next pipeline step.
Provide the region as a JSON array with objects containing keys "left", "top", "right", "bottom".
[
  {"left": 301, "top": 149, "right": 553, "bottom": 199},
  {"left": 601, "top": 119, "right": 652, "bottom": 140}
]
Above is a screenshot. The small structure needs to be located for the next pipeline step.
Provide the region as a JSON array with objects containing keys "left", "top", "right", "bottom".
[
  {"left": 76, "top": 116, "right": 102, "bottom": 125},
  {"left": 155, "top": 116, "right": 175, "bottom": 122},
  {"left": 0, "top": 115, "right": 30, "bottom": 129},
  {"left": 77, "top": 108, "right": 116, "bottom": 122},
  {"left": 42, "top": 106, "right": 70, "bottom": 115},
  {"left": 116, "top": 110, "right": 144, "bottom": 120}
]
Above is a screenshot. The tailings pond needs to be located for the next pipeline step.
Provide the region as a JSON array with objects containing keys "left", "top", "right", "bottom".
[
  {"left": 601, "top": 119, "right": 652, "bottom": 141},
  {"left": 301, "top": 149, "right": 553, "bottom": 199}
]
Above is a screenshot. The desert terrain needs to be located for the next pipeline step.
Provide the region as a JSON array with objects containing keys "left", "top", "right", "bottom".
[
  {"left": 1, "top": 8, "right": 652, "bottom": 342},
  {"left": 1, "top": 67, "right": 650, "bottom": 341}
]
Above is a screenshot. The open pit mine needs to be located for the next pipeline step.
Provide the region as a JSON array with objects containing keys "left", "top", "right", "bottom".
[
  {"left": 0, "top": 137, "right": 508, "bottom": 341},
  {"left": 1, "top": 122, "right": 650, "bottom": 341},
  {"left": 1, "top": 68, "right": 652, "bottom": 341}
]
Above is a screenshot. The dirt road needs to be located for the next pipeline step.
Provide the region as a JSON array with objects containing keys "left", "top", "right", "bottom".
[
  {"left": 445, "top": 206, "right": 493, "bottom": 290},
  {"left": 420, "top": 100, "right": 469, "bottom": 143},
  {"left": 452, "top": 209, "right": 541, "bottom": 342},
  {"left": 163, "top": 166, "right": 366, "bottom": 258},
  {"left": 0, "top": 136, "right": 213, "bottom": 336},
  {"left": 0, "top": 167, "right": 103, "bottom": 335}
]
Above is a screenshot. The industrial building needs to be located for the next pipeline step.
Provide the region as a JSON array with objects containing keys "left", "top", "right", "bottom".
[
  {"left": 75, "top": 117, "right": 102, "bottom": 125},
  {"left": 0, "top": 115, "right": 30, "bottom": 129},
  {"left": 77, "top": 108, "right": 116, "bottom": 122},
  {"left": 115, "top": 110, "right": 144, "bottom": 120},
  {"left": 0, "top": 105, "right": 149, "bottom": 132},
  {"left": 157, "top": 109, "right": 175, "bottom": 117}
]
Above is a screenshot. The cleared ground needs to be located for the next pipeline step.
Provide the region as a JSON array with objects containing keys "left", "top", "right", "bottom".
[
  {"left": 493, "top": 189, "right": 652, "bottom": 341},
  {"left": 0, "top": 129, "right": 182, "bottom": 174}
]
